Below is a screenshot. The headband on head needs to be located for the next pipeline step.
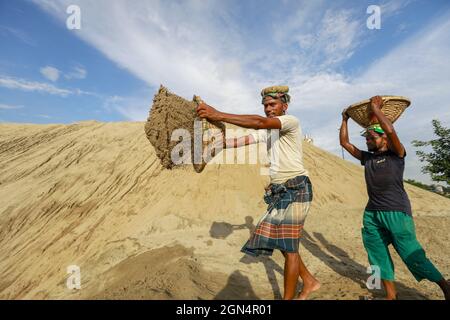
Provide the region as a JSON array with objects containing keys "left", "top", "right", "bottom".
[
  {"left": 261, "top": 86, "right": 291, "bottom": 104},
  {"left": 360, "top": 123, "right": 385, "bottom": 136}
]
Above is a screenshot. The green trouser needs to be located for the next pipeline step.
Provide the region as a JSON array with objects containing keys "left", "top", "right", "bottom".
[{"left": 362, "top": 210, "right": 443, "bottom": 282}]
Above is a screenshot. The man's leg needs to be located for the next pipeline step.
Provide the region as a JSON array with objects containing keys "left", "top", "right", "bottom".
[
  {"left": 381, "top": 280, "right": 397, "bottom": 300},
  {"left": 385, "top": 212, "right": 448, "bottom": 300},
  {"left": 362, "top": 211, "right": 397, "bottom": 299},
  {"left": 283, "top": 252, "right": 300, "bottom": 300},
  {"left": 282, "top": 251, "right": 320, "bottom": 300},
  {"left": 436, "top": 279, "right": 450, "bottom": 300},
  {"left": 280, "top": 186, "right": 316, "bottom": 300},
  {"left": 295, "top": 252, "right": 321, "bottom": 300}
]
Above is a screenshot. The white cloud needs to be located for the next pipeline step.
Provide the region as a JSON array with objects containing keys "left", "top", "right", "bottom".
[
  {"left": 268, "top": 3, "right": 365, "bottom": 73},
  {"left": 380, "top": 0, "right": 414, "bottom": 18},
  {"left": 288, "top": 12, "right": 450, "bottom": 183},
  {"left": 40, "top": 64, "right": 87, "bottom": 82},
  {"left": 32, "top": 0, "right": 262, "bottom": 113},
  {"left": 40, "top": 66, "right": 60, "bottom": 82},
  {"left": 295, "top": 8, "right": 363, "bottom": 68},
  {"left": 102, "top": 94, "right": 150, "bottom": 121},
  {"left": 0, "top": 25, "right": 36, "bottom": 46},
  {"left": 0, "top": 75, "right": 97, "bottom": 97},
  {"left": 65, "top": 65, "right": 87, "bottom": 80},
  {"left": 0, "top": 103, "right": 24, "bottom": 110},
  {"left": 31, "top": 1, "right": 376, "bottom": 115},
  {"left": 31, "top": 0, "right": 421, "bottom": 112},
  {"left": 0, "top": 75, "right": 70, "bottom": 96}
]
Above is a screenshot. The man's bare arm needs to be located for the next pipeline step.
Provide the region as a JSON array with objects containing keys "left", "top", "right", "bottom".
[
  {"left": 369, "top": 96, "right": 405, "bottom": 157},
  {"left": 224, "top": 134, "right": 256, "bottom": 149},
  {"left": 340, "top": 111, "right": 362, "bottom": 160},
  {"left": 197, "top": 103, "right": 281, "bottom": 130}
]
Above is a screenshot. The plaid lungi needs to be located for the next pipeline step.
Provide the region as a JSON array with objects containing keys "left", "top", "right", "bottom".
[{"left": 241, "top": 175, "right": 313, "bottom": 257}]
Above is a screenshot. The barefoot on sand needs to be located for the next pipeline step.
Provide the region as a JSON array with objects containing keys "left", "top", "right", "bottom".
[{"left": 296, "top": 279, "right": 321, "bottom": 300}]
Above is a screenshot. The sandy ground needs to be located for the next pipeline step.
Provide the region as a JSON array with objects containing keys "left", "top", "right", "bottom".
[{"left": 0, "top": 121, "right": 449, "bottom": 300}]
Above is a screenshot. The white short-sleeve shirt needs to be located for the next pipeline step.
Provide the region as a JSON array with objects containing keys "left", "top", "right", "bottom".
[{"left": 251, "top": 115, "right": 308, "bottom": 184}]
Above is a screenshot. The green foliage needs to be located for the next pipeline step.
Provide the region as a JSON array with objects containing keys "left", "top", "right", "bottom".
[{"left": 412, "top": 119, "right": 450, "bottom": 185}]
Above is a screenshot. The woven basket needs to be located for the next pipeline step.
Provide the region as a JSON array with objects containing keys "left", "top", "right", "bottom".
[
  {"left": 344, "top": 96, "right": 410, "bottom": 128},
  {"left": 192, "top": 96, "right": 226, "bottom": 173}
]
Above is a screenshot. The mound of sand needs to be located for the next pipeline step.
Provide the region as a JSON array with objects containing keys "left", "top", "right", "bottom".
[
  {"left": 89, "top": 245, "right": 227, "bottom": 300},
  {"left": 0, "top": 121, "right": 449, "bottom": 300}
]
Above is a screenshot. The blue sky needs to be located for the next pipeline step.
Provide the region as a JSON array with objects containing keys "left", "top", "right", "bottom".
[{"left": 1, "top": 0, "right": 450, "bottom": 184}]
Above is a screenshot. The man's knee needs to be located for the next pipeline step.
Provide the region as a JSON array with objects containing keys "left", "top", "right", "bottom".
[
  {"left": 393, "top": 234, "right": 423, "bottom": 261},
  {"left": 400, "top": 247, "right": 426, "bottom": 265}
]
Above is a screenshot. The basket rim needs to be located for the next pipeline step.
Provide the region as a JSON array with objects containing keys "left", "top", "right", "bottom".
[{"left": 346, "top": 95, "right": 411, "bottom": 111}]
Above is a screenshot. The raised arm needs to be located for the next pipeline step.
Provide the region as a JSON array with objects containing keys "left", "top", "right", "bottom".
[
  {"left": 196, "top": 103, "right": 281, "bottom": 130},
  {"left": 340, "top": 110, "right": 362, "bottom": 160},
  {"left": 369, "top": 96, "right": 405, "bottom": 157}
]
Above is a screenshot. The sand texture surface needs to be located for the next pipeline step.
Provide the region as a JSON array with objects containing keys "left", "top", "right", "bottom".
[
  {"left": 0, "top": 121, "right": 449, "bottom": 299},
  {"left": 144, "top": 86, "right": 198, "bottom": 169}
]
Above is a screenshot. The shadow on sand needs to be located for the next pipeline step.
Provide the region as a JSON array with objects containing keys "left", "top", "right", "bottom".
[
  {"left": 210, "top": 217, "right": 284, "bottom": 299},
  {"left": 239, "top": 254, "right": 284, "bottom": 299},
  {"left": 214, "top": 270, "right": 260, "bottom": 300},
  {"left": 210, "top": 218, "right": 428, "bottom": 299},
  {"left": 301, "top": 230, "right": 429, "bottom": 300},
  {"left": 209, "top": 216, "right": 255, "bottom": 239}
]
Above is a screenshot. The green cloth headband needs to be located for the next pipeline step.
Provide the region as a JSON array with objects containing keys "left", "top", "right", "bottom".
[
  {"left": 261, "top": 92, "right": 291, "bottom": 104},
  {"left": 361, "top": 123, "right": 385, "bottom": 136}
]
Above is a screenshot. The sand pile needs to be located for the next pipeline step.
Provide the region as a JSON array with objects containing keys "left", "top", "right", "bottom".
[
  {"left": 89, "top": 245, "right": 227, "bottom": 300},
  {"left": 0, "top": 121, "right": 449, "bottom": 300}
]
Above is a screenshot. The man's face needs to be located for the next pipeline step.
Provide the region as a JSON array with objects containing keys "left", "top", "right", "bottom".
[
  {"left": 365, "top": 130, "right": 387, "bottom": 152},
  {"left": 263, "top": 96, "right": 287, "bottom": 118}
]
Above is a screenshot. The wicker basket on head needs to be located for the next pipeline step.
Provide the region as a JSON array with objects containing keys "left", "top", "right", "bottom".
[{"left": 344, "top": 96, "right": 411, "bottom": 128}]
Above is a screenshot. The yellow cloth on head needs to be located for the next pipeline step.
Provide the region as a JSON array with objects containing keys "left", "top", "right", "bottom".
[{"left": 261, "top": 85, "right": 289, "bottom": 96}]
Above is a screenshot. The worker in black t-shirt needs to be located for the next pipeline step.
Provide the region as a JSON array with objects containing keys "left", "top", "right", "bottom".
[{"left": 339, "top": 95, "right": 449, "bottom": 300}]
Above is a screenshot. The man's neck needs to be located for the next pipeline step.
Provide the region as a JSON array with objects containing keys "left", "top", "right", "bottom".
[{"left": 374, "top": 147, "right": 389, "bottom": 154}]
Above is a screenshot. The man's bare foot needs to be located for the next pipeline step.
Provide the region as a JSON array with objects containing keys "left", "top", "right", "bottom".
[
  {"left": 443, "top": 280, "right": 450, "bottom": 300},
  {"left": 295, "top": 278, "right": 321, "bottom": 300},
  {"left": 436, "top": 278, "right": 450, "bottom": 300}
]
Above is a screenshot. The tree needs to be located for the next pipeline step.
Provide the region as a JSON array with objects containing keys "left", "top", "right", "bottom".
[{"left": 412, "top": 119, "right": 450, "bottom": 185}]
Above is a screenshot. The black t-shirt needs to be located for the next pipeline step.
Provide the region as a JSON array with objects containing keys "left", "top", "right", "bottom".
[{"left": 360, "top": 150, "right": 412, "bottom": 216}]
